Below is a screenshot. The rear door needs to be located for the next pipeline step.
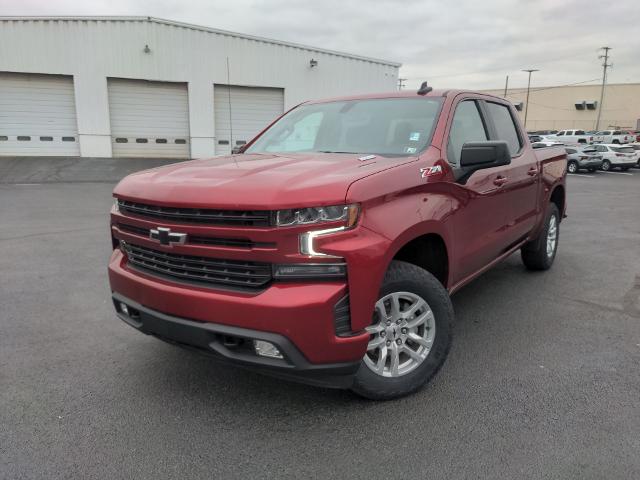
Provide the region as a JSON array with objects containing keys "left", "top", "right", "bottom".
[
  {"left": 445, "top": 98, "right": 511, "bottom": 283},
  {"left": 482, "top": 100, "right": 540, "bottom": 246}
]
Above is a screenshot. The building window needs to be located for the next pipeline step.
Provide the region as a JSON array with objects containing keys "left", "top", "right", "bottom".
[
  {"left": 115, "top": 138, "right": 128, "bottom": 143},
  {"left": 17, "top": 136, "right": 31, "bottom": 141},
  {"left": 40, "top": 136, "right": 53, "bottom": 141},
  {"left": 136, "top": 138, "right": 148, "bottom": 143},
  {"left": 155, "top": 138, "right": 167, "bottom": 144},
  {"left": 175, "top": 139, "right": 187, "bottom": 144},
  {"left": 62, "top": 136, "right": 75, "bottom": 142}
]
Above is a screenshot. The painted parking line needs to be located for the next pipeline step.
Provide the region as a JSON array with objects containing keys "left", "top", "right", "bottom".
[
  {"left": 568, "top": 173, "right": 595, "bottom": 178},
  {"left": 601, "top": 171, "right": 634, "bottom": 176}
]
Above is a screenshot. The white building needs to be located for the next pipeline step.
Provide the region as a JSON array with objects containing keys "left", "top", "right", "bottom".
[{"left": 0, "top": 16, "right": 400, "bottom": 158}]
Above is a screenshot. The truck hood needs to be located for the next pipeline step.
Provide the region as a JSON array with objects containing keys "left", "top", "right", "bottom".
[{"left": 114, "top": 152, "right": 415, "bottom": 209}]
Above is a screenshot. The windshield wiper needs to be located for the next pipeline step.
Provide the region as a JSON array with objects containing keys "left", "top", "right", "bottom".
[{"left": 318, "top": 150, "right": 357, "bottom": 154}]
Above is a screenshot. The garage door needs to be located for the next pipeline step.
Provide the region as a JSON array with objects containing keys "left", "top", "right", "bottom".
[
  {"left": 0, "top": 73, "right": 80, "bottom": 156},
  {"left": 108, "top": 79, "right": 190, "bottom": 158},
  {"left": 214, "top": 85, "right": 284, "bottom": 155}
]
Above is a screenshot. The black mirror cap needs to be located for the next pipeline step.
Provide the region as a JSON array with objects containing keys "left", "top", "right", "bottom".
[
  {"left": 459, "top": 141, "right": 511, "bottom": 169},
  {"left": 231, "top": 146, "right": 244, "bottom": 154}
]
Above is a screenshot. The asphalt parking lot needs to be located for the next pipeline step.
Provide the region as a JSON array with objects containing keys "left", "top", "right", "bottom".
[{"left": 1, "top": 165, "right": 639, "bottom": 479}]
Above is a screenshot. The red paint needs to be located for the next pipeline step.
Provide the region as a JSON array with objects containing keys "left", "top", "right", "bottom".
[{"left": 109, "top": 89, "right": 566, "bottom": 366}]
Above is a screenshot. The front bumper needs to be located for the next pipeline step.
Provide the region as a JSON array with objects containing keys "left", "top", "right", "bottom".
[
  {"left": 108, "top": 249, "right": 369, "bottom": 366},
  {"left": 113, "top": 292, "right": 360, "bottom": 388}
]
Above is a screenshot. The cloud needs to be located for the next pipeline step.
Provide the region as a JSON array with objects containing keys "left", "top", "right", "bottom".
[{"left": 4, "top": 0, "right": 640, "bottom": 89}]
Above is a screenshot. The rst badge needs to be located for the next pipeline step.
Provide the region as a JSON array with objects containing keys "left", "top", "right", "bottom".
[
  {"left": 420, "top": 165, "right": 443, "bottom": 178},
  {"left": 149, "top": 227, "right": 187, "bottom": 246}
]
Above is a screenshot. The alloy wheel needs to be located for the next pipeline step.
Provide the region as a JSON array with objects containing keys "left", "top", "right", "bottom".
[{"left": 364, "top": 292, "right": 436, "bottom": 378}]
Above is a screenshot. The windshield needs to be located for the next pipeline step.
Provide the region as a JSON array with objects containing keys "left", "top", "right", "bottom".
[{"left": 245, "top": 97, "right": 443, "bottom": 157}]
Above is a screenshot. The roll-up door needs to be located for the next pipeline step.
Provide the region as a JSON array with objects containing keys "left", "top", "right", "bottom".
[
  {"left": 108, "top": 78, "right": 190, "bottom": 158},
  {"left": 0, "top": 73, "right": 80, "bottom": 156},
  {"left": 214, "top": 85, "right": 284, "bottom": 155}
]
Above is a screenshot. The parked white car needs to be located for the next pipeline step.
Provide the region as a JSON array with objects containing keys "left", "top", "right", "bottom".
[
  {"left": 592, "top": 130, "right": 633, "bottom": 144},
  {"left": 592, "top": 144, "right": 637, "bottom": 171},
  {"left": 627, "top": 143, "right": 640, "bottom": 167},
  {"left": 549, "top": 129, "right": 593, "bottom": 144}
]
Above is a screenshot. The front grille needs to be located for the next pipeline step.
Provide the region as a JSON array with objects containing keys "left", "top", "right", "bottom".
[
  {"left": 118, "top": 200, "right": 271, "bottom": 227},
  {"left": 122, "top": 242, "right": 272, "bottom": 290},
  {"left": 116, "top": 223, "right": 274, "bottom": 249}
]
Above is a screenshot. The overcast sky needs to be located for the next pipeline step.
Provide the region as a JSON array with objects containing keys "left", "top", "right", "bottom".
[{"left": 4, "top": 0, "right": 640, "bottom": 90}]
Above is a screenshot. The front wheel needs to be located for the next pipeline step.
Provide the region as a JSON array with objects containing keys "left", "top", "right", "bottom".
[
  {"left": 567, "top": 161, "right": 578, "bottom": 173},
  {"left": 521, "top": 203, "right": 559, "bottom": 270},
  {"left": 351, "top": 261, "right": 453, "bottom": 400},
  {"left": 601, "top": 160, "right": 611, "bottom": 171}
]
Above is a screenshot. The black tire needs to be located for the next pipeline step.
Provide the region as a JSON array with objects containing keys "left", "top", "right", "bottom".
[
  {"left": 613, "top": 139, "right": 620, "bottom": 144},
  {"left": 601, "top": 160, "right": 611, "bottom": 171},
  {"left": 521, "top": 203, "right": 560, "bottom": 271},
  {"left": 351, "top": 261, "right": 453, "bottom": 400},
  {"left": 567, "top": 161, "right": 578, "bottom": 174}
]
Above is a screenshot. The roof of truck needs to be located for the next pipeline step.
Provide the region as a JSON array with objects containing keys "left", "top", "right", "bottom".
[{"left": 306, "top": 89, "right": 508, "bottom": 105}]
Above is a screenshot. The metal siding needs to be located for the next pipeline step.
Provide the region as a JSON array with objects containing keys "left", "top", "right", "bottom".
[
  {"left": 107, "top": 78, "right": 190, "bottom": 158},
  {"left": 214, "top": 85, "right": 284, "bottom": 155},
  {"left": 0, "top": 72, "right": 80, "bottom": 156}
]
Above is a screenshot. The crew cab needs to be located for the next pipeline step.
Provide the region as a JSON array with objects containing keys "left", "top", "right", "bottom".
[
  {"left": 592, "top": 130, "right": 633, "bottom": 144},
  {"left": 549, "top": 129, "right": 593, "bottom": 144},
  {"left": 109, "top": 86, "right": 567, "bottom": 400}
]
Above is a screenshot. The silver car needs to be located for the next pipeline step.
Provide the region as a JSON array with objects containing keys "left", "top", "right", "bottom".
[{"left": 565, "top": 146, "right": 603, "bottom": 173}]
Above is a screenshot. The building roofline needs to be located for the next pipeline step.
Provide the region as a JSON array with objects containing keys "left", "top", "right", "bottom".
[
  {"left": 0, "top": 15, "right": 402, "bottom": 68},
  {"left": 481, "top": 82, "right": 640, "bottom": 92}
]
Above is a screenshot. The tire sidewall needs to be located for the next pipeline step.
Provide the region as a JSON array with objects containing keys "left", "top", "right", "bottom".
[
  {"left": 542, "top": 204, "right": 560, "bottom": 267},
  {"left": 352, "top": 263, "right": 452, "bottom": 399},
  {"left": 602, "top": 160, "right": 611, "bottom": 171},
  {"left": 567, "top": 161, "right": 578, "bottom": 173}
]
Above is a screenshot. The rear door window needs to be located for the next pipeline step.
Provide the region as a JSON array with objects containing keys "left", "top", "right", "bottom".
[{"left": 485, "top": 102, "right": 522, "bottom": 156}]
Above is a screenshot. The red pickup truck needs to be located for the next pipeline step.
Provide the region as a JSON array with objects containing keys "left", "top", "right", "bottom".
[{"left": 109, "top": 86, "right": 566, "bottom": 399}]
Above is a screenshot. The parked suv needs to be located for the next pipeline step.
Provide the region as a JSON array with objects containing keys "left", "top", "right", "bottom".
[
  {"left": 109, "top": 88, "right": 567, "bottom": 399},
  {"left": 592, "top": 144, "right": 637, "bottom": 171},
  {"left": 565, "top": 146, "right": 603, "bottom": 173}
]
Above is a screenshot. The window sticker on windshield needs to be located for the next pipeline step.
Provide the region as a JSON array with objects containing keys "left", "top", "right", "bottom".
[
  {"left": 409, "top": 132, "right": 421, "bottom": 141},
  {"left": 404, "top": 146, "right": 417, "bottom": 154}
]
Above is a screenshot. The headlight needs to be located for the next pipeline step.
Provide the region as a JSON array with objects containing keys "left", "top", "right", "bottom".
[
  {"left": 275, "top": 204, "right": 359, "bottom": 227},
  {"left": 113, "top": 198, "right": 119, "bottom": 212}
]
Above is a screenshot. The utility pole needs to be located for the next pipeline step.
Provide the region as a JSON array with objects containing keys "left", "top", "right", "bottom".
[
  {"left": 522, "top": 69, "right": 539, "bottom": 130},
  {"left": 595, "top": 47, "right": 612, "bottom": 131},
  {"left": 503, "top": 75, "right": 509, "bottom": 98},
  {"left": 397, "top": 78, "right": 407, "bottom": 90}
]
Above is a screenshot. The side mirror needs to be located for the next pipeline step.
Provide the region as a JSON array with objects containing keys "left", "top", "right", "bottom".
[
  {"left": 231, "top": 146, "right": 244, "bottom": 154},
  {"left": 460, "top": 141, "right": 511, "bottom": 169}
]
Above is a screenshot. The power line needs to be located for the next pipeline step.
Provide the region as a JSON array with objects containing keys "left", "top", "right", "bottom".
[{"left": 595, "top": 46, "right": 612, "bottom": 130}]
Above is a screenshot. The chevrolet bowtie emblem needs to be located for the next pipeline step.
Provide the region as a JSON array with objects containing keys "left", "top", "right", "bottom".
[{"left": 150, "top": 227, "right": 187, "bottom": 246}]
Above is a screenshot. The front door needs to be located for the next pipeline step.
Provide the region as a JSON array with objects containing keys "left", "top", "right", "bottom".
[{"left": 445, "top": 99, "right": 512, "bottom": 284}]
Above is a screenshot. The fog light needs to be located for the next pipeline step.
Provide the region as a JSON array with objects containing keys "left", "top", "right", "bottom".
[
  {"left": 120, "top": 302, "right": 129, "bottom": 316},
  {"left": 253, "top": 340, "right": 283, "bottom": 359}
]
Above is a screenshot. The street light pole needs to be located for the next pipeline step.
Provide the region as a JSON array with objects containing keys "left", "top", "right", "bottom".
[{"left": 522, "top": 69, "right": 539, "bottom": 130}]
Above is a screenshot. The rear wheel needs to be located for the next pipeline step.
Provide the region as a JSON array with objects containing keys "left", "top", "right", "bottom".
[
  {"left": 521, "top": 203, "right": 559, "bottom": 271},
  {"left": 601, "top": 160, "right": 611, "bottom": 171},
  {"left": 351, "top": 261, "right": 453, "bottom": 400},
  {"left": 567, "top": 161, "right": 578, "bottom": 173}
]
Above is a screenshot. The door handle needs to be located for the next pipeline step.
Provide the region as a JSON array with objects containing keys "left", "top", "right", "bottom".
[
  {"left": 493, "top": 176, "right": 508, "bottom": 186},
  {"left": 527, "top": 167, "right": 538, "bottom": 176}
]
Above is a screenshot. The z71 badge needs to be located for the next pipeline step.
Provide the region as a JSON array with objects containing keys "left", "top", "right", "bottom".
[{"left": 420, "top": 165, "right": 443, "bottom": 178}]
